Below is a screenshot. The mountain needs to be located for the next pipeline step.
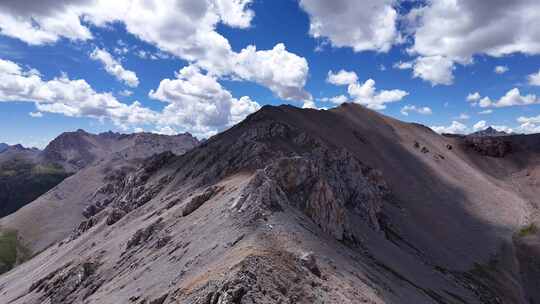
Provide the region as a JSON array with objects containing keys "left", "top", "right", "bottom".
[
  {"left": 0, "top": 143, "right": 66, "bottom": 219},
  {"left": 469, "top": 126, "right": 510, "bottom": 137},
  {"left": 0, "top": 143, "right": 8, "bottom": 153},
  {"left": 0, "top": 131, "right": 199, "bottom": 219},
  {"left": 41, "top": 129, "right": 199, "bottom": 172},
  {"left": 0, "top": 131, "right": 199, "bottom": 274},
  {"left": 0, "top": 104, "right": 539, "bottom": 303}
]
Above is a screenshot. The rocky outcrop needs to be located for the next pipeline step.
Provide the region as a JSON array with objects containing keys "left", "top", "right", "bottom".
[
  {"left": 464, "top": 136, "right": 512, "bottom": 157},
  {"left": 182, "top": 186, "right": 223, "bottom": 216},
  {"left": 29, "top": 261, "right": 102, "bottom": 304},
  {"left": 126, "top": 218, "right": 164, "bottom": 250}
]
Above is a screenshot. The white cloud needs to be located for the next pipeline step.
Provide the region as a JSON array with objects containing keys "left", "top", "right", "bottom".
[
  {"left": 149, "top": 65, "right": 261, "bottom": 138},
  {"left": 400, "top": 105, "right": 432, "bottom": 116},
  {"left": 412, "top": 56, "right": 454, "bottom": 86},
  {"left": 0, "top": 58, "right": 156, "bottom": 128},
  {"left": 478, "top": 109, "right": 493, "bottom": 115},
  {"left": 492, "top": 125, "right": 513, "bottom": 134},
  {"left": 327, "top": 70, "right": 358, "bottom": 86},
  {"left": 528, "top": 69, "right": 540, "bottom": 86},
  {"left": 347, "top": 79, "right": 408, "bottom": 110},
  {"left": 472, "top": 88, "right": 540, "bottom": 108},
  {"left": 455, "top": 113, "right": 470, "bottom": 120},
  {"left": 232, "top": 43, "right": 311, "bottom": 102},
  {"left": 0, "top": 0, "right": 310, "bottom": 104},
  {"left": 324, "top": 72, "right": 408, "bottom": 110},
  {"left": 406, "top": 0, "right": 540, "bottom": 85},
  {"left": 118, "top": 89, "right": 133, "bottom": 97},
  {"left": 494, "top": 66, "right": 509, "bottom": 74},
  {"left": 517, "top": 115, "right": 540, "bottom": 134},
  {"left": 473, "top": 120, "right": 487, "bottom": 131},
  {"left": 320, "top": 95, "right": 348, "bottom": 104},
  {"left": 29, "top": 111, "right": 43, "bottom": 118},
  {"left": 467, "top": 92, "right": 481, "bottom": 102},
  {"left": 153, "top": 126, "right": 178, "bottom": 136},
  {"left": 431, "top": 121, "right": 468, "bottom": 134},
  {"left": 90, "top": 48, "right": 139, "bottom": 87},
  {"left": 0, "top": 1, "right": 92, "bottom": 45},
  {"left": 1, "top": 58, "right": 260, "bottom": 137},
  {"left": 299, "top": 0, "right": 399, "bottom": 52},
  {"left": 393, "top": 61, "right": 413, "bottom": 70}
]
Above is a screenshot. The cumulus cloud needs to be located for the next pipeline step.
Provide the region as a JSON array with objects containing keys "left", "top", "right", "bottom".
[
  {"left": 0, "top": 58, "right": 156, "bottom": 128},
  {"left": 492, "top": 125, "right": 513, "bottom": 133},
  {"left": 90, "top": 48, "right": 139, "bottom": 87},
  {"left": 400, "top": 105, "right": 432, "bottom": 116},
  {"left": 393, "top": 56, "right": 454, "bottom": 86},
  {"left": 411, "top": 56, "right": 454, "bottom": 86},
  {"left": 149, "top": 65, "right": 261, "bottom": 138},
  {"left": 406, "top": 0, "right": 540, "bottom": 85},
  {"left": 494, "top": 66, "right": 509, "bottom": 74},
  {"left": 299, "top": 0, "right": 399, "bottom": 52},
  {"left": 347, "top": 79, "right": 408, "bottom": 110},
  {"left": 431, "top": 121, "right": 467, "bottom": 134},
  {"left": 232, "top": 43, "right": 311, "bottom": 102},
  {"left": 470, "top": 89, "right": 540, "bottom": 108},
  {"left": 517, "top": 115, "right": 540, "bottom": 134},
  {"left": 153, "top": 126, "right": 178, "bottom": 136},
  {"left": 0, "top": 0, "right": 310, "bottom": 103},
  {"left": 1, "top": 58, "right": 260, "bottom": 137},
  {"left": 467, "top": 92, "right": 481, "bottom": 102},
  {"left": 325, "top": 70, "right": 408, "bottom": 110},
  {"left": 0, "top": 0, "right": 92, "bottom": 45},
  {"left": 327, "top": 70, "right": 358, "bottom": 86},
  {"left": 528, "top": 69, "right": 540, "bottom": 86},
  {"left": 473, "top": 120, "right": 487, "bottom": 131}
]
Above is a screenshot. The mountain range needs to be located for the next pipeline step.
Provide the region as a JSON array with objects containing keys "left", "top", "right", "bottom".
[{"left": 0, "top": 104, "right": 539, "bottom": 303}]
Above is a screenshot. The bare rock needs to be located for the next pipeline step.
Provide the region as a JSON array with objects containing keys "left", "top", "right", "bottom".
[
  {"left": 106, "top": 208, "right": 126, "bottom": 225},
  {"left": 182, "top": 186, "right": 222, "bottom": 216},
  {"left": 126, "top": 219, "right": 163, "bottom": 250},
  {"left": 464, "top": 136, "right": 512, "bottom": 157},
  {"left": 299, "top": 252, "right": 321, "bottom": 277}
]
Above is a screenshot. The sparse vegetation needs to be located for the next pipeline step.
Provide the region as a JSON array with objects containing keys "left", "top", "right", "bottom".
[
  {"left": 516, "top": 223, "right": 538, "bottom": 238},
  {"left": 0, "top": 229, "right": 30, "bottom": 274},
  {"left": 0, "top": 159, "right": 70, "bottom": 217}
]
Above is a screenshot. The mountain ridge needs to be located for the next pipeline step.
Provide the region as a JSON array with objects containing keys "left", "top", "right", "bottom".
[{"left": 0, "top": 104, "right": 539, "bottom": 303}]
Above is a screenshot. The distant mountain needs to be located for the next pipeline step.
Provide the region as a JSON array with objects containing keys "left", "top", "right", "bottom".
[
  {"left": 0, "top": 130, "right": 199, "bottom": 219},
  {"left": 469, "top": 126, "right": 509, "bottom": 137},
  {"left": 0, "top": 129, "right": 199, "bottom": 275},
  {"left": 41, "top": 129, "right": 198, "bottom": 172},
  {"left": 2, "top": 104, "right": 540, "bottom": 303},
  {"left": 0, "top": 143, "right": 8, "bottom": 153}
]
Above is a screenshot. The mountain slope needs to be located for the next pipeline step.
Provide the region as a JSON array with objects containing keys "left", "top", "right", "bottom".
[
  {"left": 0, "top": 144, "right": 68, "bottom": 218},
  {"left": 0, "top": 131, "right": 199, "bottom": 272},
  {"left": 0, "top": 104, "right": 539, "bottom": 303}
]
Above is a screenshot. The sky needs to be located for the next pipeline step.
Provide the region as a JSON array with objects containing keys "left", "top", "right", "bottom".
[{"left": 1, "top": 0, "right": 540, "bottom": 148}]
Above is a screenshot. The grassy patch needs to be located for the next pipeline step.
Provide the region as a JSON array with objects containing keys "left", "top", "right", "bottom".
[
  {"left": 0, "top": 229, "right": 30, "bottom": 274},
  {"left": 32, "top": 163, "right": 66, "bottom": 175},
  {"left": 516, "top": 223, "right": 538, "bottom": 238},
  {"left": 0, "top": 159, "right": 71, "bottom": 217}
]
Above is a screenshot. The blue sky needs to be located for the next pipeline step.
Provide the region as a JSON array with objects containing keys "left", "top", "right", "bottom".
[{"left": 1, "top": 0, "right": 540, "bottom": 148}]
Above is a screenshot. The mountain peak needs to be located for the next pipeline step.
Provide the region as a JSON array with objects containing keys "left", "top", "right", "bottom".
[{"left": 470, "top": 126, "right": 508, "bottom": 137}]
